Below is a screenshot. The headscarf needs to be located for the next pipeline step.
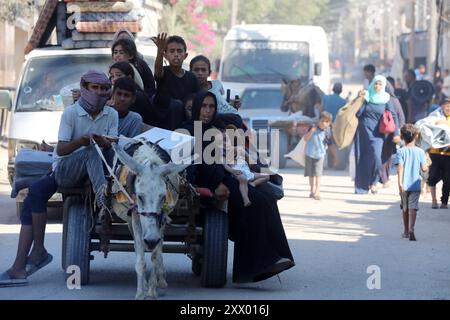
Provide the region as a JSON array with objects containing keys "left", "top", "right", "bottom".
[
  {"left": 192, "top": 91, "right": 219, "bottom": 130},
  {"left": 111, "top": 28, "right": 144, "bottom": 61},
  {"left": 79, "top": 70, "right": 112, "bottom": 114},
  {"left": 182, "top": 91, "right": 221, "bottom": 147},
  {"left": 386, "top": 81, "right": 406, "bottom": 127},
  {"left": 365, "top": 75, "right": 391, "bottom": 105},
  {"left": 112, "top": 28, "right": 135, "bottom": 44}
]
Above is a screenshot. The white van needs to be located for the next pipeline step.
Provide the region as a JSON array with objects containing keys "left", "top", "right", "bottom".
[
  {"left": 218, "top": 24, "right": 330, "bottom": 98},
  {"left": 0, "top": 44, "right": 156, "bottom": 185}
]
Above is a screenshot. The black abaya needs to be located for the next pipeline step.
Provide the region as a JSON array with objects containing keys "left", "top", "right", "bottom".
[
  {"left": 223, "top": 175, "right": 295, "bottom": 283},
  {"left": 185, "top": 91, "right": 295, "bottom": 283}
]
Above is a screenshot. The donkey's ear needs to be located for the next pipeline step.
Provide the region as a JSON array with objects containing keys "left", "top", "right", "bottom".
[
  {"left": 112, "top": 143, "right": 145, "bottom": 175},
  {"left": 157, "top": 163, "right": 190, "bottom": 176}
]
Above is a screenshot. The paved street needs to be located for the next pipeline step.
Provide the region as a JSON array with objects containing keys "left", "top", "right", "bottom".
[{"left": 1, "top": 145, "right": 449, "bottom": 300}]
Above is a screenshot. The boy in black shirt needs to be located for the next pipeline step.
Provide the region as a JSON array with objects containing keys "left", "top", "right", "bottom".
[{"left": 153, "top": 33, "right": 200, "bottom": 129}]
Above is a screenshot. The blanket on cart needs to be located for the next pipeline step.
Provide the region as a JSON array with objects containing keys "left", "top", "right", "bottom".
[{"left": 67, "top": 1, "right": 133, "bottom": 13}]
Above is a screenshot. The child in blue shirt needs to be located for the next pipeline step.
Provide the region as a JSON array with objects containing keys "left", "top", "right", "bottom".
[
  {"left": 304, "top": 112, "right": 333, "bottom": 200},
  {"left": 394, "top": 124, "right": 429, "bottom": 241}
]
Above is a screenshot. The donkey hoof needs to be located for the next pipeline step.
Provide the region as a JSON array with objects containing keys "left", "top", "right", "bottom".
[
  {"left": 135, "top": 293, "right": 146, "bottom": 300},
  {"left": 157, "top": 280, "right": 168, "bottom": 289},
  {"left": 147, "top": 289, "right": 158, "bottom": 300}
]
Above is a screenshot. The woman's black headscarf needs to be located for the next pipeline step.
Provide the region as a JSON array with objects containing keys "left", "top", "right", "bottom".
[
  {"left": 183, "top": 91, "right": 221, "bottom": 135},
  {"left": 182, "top": 91, "right": 226, "bottom": 190}
]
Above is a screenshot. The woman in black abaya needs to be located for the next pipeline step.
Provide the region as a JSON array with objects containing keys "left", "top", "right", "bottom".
[{"left": 183, "top": 91, "right": 295, "bottom": 283}]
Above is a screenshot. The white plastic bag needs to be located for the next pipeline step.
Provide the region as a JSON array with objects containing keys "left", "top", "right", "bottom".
[{"left": 285, "top": 137, "right": 306, "bottom": 167}]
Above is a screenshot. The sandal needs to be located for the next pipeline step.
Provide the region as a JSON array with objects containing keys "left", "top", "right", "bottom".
[
  {"left": 432, "top": 202, "right": 439, "bottom": 209},
  {"left": 25, "top": 253, "right": 53, "bottom": 277},
  {"left": 0, "top": 271, "right": 28, "bottom": 287},
  {"left": 409, "top": 232, "right": 417, "bottom": 242}
]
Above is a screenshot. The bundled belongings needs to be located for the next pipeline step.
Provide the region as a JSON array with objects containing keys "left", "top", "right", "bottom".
[
  {"left": 66, "top": 1, "right": 134, "bottom": 12},
  {"left": 332, "top": 91, "right": 366, "bottom": 149},
  {"left": 415, "top": 108, "right": 450, "bottom": 151},
  {"left": 11, "top": 149, "right": 54, "bottom": 198},
  {"left": 75, "top": 21, "right": 142, "bottom": 33},
  {"left": 285, "top": 137, "right": 306, "bottom": 167},
  {"left": 63, "top": 0, "right": 143, "bottom": 50},
  {"left": 26, "top": 0, "right": 145, "bottom": 52}
]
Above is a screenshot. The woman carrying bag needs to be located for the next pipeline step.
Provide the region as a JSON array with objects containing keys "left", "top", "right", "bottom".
[{"left": 354, "top": 75, "right": 400, "bottom": 194}]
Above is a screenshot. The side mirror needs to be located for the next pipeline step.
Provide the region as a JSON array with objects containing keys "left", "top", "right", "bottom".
[
  {"left": 314, "top": 63, "right": 322, "bottom": 76},
  {"left": 0, "top": 90, "right": 12, "bottom": 111}
]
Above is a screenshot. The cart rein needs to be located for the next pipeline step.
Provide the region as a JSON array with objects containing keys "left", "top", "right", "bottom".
[
  {"left": 91, "top": 138, "right": 134, "bottom": 204},
  {"left": 92, "top": 136, "right": 199, "bottom": 207}
]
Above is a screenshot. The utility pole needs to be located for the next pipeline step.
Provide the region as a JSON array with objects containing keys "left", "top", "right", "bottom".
[
  {"left": 434, "top": 0, "right": 445, "bottom": 83},
  {"left": 380, "top": 5, "right": 385, "bottom": 63},
  {"left": 409, "top": 0, "right": 416, "bottom": 70},
  {"left": 231, "top": 0, "right": 239, "bottom": 28},
  {"left": 354, "top": 5, "right": 360, "bottom": 65},
  {"left": 427, "top": 0, "right": 438, "bottom": 79}
]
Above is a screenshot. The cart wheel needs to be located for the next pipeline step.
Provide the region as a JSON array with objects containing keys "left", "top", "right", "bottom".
[
  {"left": 61, "top": 197, "right": 69, "bottom": 271},
  {"left": 63, "top": 196, "right": 91, "bottom": 285},
  {"left": 192, "top": 254, "right": 202, "bottom": 277},
  {"left": 277, "top": 130, "right": 289, "bottom": 169},
  {"left": 201, "top": 209, "right": 228, "bottom": 288}
]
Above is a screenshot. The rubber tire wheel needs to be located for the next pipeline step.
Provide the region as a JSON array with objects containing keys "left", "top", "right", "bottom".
[
  {"left": 201, "top": 209, "right": 228, "bottom": 288},
  {"left": 64, "top": 196, "right": 91, "bottom": 285},
  {"left": 277, "top": 129, "right": 289, "bottom": 169},
  {"left": 61, "top": 197, "right": 69, "bottom": 271},
  {"left": 191, "top": 254, "right": 202, "bottom": 277}
]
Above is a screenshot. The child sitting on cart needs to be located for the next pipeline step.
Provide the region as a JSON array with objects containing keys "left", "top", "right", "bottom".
[{"left": 223, "top": 127, "right": 270, "bottom": 207}]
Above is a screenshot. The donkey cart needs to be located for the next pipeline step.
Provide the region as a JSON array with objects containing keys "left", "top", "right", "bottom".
[{"left": 60, "top": 178, "right": 229, "bottom": 289}]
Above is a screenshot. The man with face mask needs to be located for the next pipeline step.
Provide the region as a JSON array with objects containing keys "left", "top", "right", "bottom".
[
  {"left": 0, "top": 72, "right": 150, "bottom": 287},
  {"left": 54, "top": 70, "right": 118, "bottom": 211}
]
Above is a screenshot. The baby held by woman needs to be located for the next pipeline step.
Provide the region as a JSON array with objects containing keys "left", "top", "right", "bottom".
[{"left": 223, "top": 128, "right": 270, "bottom": 207}]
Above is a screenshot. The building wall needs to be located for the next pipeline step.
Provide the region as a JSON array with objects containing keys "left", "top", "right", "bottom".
[
  {"left": 440, "top": 2, "right": 450, "bottom": 73},
  {"left": 0, "top": 22, "right": 16, "bottom": 88},
  {"left": 142, "top": 0, "right": 162, "bottom": 37}
]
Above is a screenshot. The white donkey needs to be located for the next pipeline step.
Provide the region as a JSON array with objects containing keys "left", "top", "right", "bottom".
[{"left": 111, "top": 141, "right": 188, "bottom": 300}]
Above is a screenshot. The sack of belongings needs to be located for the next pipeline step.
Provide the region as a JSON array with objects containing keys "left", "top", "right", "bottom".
[
  {"left": 11, "top": 149, "right": 54, "bottom": 198},
  {"left": 332, "top": 91, "right": 366, "bottom": 150}
]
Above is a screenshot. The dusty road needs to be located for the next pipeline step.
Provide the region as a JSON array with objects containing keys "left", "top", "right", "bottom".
[{"left": 0, "top": 145, "right": 449, "bottom": 300}]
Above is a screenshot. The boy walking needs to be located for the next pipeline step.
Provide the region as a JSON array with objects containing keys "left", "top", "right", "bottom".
[
  {"left": 304, "top": 112, "right": 333, "bottom": 200},
  {"left": 152, "top": 33, "right": 200, "bottom": 129},
  {"left": 395, "top": 124, "right": 429, "bottom": 241}
]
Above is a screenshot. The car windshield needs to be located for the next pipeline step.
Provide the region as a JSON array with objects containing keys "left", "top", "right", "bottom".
[
  {"left": 222, "top": 40, "right": 310, "bottom": 84},
  {"left": 241, "top": 89, "right": 283, "bottom": 110},
  {"left": 16, "top": 54, "right": 155, "bottom": 112}
]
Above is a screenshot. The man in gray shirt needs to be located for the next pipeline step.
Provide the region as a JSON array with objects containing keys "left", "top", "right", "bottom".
[
  {"left": 54, "top": 70, "right": 118, "bottom": 210},
  {"left": 0, "top": 72, "right": 146, "bottom": 287}
]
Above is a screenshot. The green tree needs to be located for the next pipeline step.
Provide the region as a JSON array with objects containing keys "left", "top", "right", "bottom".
[
  {"left": 157, "top": 0, "right": 332, "bottom": 60},
  {"left": 267, "top": 0, "right": 328, "bottom": 25}
]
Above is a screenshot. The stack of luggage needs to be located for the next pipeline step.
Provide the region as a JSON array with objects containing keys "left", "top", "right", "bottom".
[{"left": 62, "top": 0, "right": 144, "bottom": 49}]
